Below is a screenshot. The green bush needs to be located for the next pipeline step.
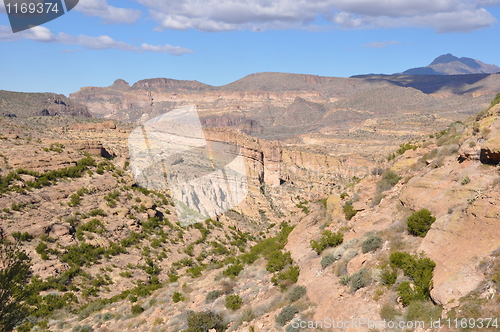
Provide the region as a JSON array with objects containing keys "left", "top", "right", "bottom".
[
  {"left": 35, "top": 241, "right": 48, "bottom": 260},
  {"left": 223, "top": 264, "right": 244, "bottom": 278},
  {"left": 350, "top": 268, "right": 371, "bottom": 292},
  {"left": 380, "top": 269, "right": 397, "bottom": 286},
  {"left": 396, "top": 143, "right": 418, "bottom": 155},
  {"left": 343, "top": 201, "right": 357, "bottom": 220},
  {"left": 361, "top": 235, "right": 383, "bottom": 253},
  {"left": 266, "top": 251, "right": 292, "bottom": 273},
  {"left": 271, "top": 265, "right": 300, "bottom": 291},
  {"left": 131, "top": 304, "right": 144, "bottom": 316},
  {"left": 205, "top": 290, "right": 223, "bottom": 304},
  {"left": 11, "top": 232, "right": 32, "bottom": 242},
  {"left": 275, "top": 305, "right": 299, "bottom": 326},
  {"left": 310, "top": 230, "right": 343, "bottom": 254},
  {"left": 172, "top": 291, "right": 185, "bottom": 303},
  {"left": 185, "top": 311, "right": 226, "bottom": 332},
  {"left": 288, "top": 286, "right": 307, "bottom": 302},
  {"left": 225, "top": 294, "right": 243, "bottom": 310},
  {"left": 390, "top": 252, "right": 436, "bottom": 305},
  {"left": 407, "top": 209, "right": 436, "bottom": 237},
  {"left": 0, "top": 238, "right": 32, "bottom": 332}
]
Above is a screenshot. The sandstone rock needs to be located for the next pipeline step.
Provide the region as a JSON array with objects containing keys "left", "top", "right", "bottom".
[
  {"left": 480, "top": 136, "right": 500, "bottom": 163},
  {"left": 347, "top": 253, "right": 369, "bottom": 275},
  {"left": 69, "top": 121, "right": 116, "bottom": 132},
  {"left": 458, "top": 139, "right": 481, "bottom": 161},
  {"left": 70, "top": 140, "right": 113, "bottom": 158}
]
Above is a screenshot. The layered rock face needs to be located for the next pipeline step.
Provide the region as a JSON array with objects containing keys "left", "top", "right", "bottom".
[{"left": 0, "top": 90, "right": 92, "bottom": 117}]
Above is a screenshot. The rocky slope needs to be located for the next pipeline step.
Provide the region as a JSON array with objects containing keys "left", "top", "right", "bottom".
[{"left": 1, "top": 94, "right": 500, "bottom": 332}]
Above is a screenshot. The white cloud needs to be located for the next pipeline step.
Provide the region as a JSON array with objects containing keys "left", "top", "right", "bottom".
[
  {"left": 0, "top": 25, "right": 194, "bottom": 55},
  {"left": 134, "top": 0, "right": 499, "bottom": 33},
  {"left": 363, "top": 40, "right": 399, "bottom": 48},
  {"left": 140, "top": 43, "right": 194, "bottom": 56},
  {"left": 76, "top": 0, "right": 142, "bottom": 24}
]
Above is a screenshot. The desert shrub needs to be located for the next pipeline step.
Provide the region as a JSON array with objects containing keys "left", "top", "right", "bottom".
[
  {"left": 172, "top": 291, "right": 185, "bottom": 303},
  {"left": 380, "top": 303, "right": 402, "bottom": 321},
  {"left": 461, "top": 176, "right": 470, "bottom": 185},
  {"left": 205, "top": 290, "right": 223, "bottom": 304},
  {"left": 11, "top": 232, "right": 32, "bottom": 242},
  {"left": 185, "top": 311, "right": 226, "bottom": 332},
  {"left": 131, "top": 304, "right": 144, "bottom": 316},
  {"left": 288, "top": 286, "right": 306, "bottom": 302},
  {"left": 343, "top": 201, "right": 357, "bottom": 220},
  {"left": 35, "top": 241, "right": 48, "bottom": 260},
  {"left": 361, "top": 235, "right": 383, "bottom": 253},
  {"left": 350, "top": 268, "right": 371, "bottom": 292},
  {"left": 488, "top": 92, "right": 500, "bottom": 110},
  {"left": 285, "top": 324, "right": 299, "bottom": 332},
  {"left": 266, "top": 251, "right": 292, "bottom": 273},
  {"left": 320, "top": 254, "right": 337, "bottom": 268},
  {"left": 225, "top": 294, "right": 243, "bottom": 310},
  {"left": 404, "top": 300, "right": 442, "bottom": 324},
  {"left": 390, "top": 252, "right": 436, "bottom": 305},
  {"left": 0, "top": 238, "right": 32, "bottom": 332},
  {"left": 271, "top": 265, "right": 300, "bottom": 291},
  {"left": 407, "top": 209, "right": 436, "bottom": 237},
  {"left": 380, "top": 269, "right": 397, "bottom": 286},
  {"left": 275, "top": 305, "right": 299, "bottom": 326},
  {"left": 310, "top": 230, "right": 343, "bottom": 254},
  {"left": 376, "top": 170, "right": 402, "bottom": 192},
  {"left": 340, "top": 275, "right": 350, "bottom": 285},
  {"left": 371, "top": 193, "right": 385, "bottom": 207},
  {"left": 72, "top": 325, "right": 93, "bottom": 332},
  {"left": 396, "top": 143, "right": 418, "bottom": 155}
]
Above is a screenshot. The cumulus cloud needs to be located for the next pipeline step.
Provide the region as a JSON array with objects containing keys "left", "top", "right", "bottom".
[
  {"left": 363, "top": 40, "right": 399, "bottom": 48},
  {"left": 0, "top": 25, "right": 194, "bottom": 55},
  {"left": 134, "top": 0, "right": 499, "bottom": 33},
  {"left": 76, "top": 0, "right": 142, "bottom": 24}
]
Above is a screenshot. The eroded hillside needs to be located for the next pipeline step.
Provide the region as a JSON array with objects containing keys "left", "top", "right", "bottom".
[{"left": 1, "top": 94, "right": 500, "bottom": 332}]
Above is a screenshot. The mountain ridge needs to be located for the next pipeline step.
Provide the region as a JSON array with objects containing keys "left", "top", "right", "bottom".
[{"left": 402, "top": 53, "right": 500, "bottom": 75}]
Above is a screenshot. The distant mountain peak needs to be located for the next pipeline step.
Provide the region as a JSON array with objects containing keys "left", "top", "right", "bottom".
[
  {"left": 430, "top": 53, "right": 459, "bottom": 65},
  {"left": 402, "top": 54, "right": 500, "bottom": 75}
]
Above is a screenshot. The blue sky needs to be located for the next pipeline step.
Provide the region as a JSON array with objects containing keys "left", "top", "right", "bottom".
[{"left": 1, "top": 0, "right": 500, "bottom": 96}]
